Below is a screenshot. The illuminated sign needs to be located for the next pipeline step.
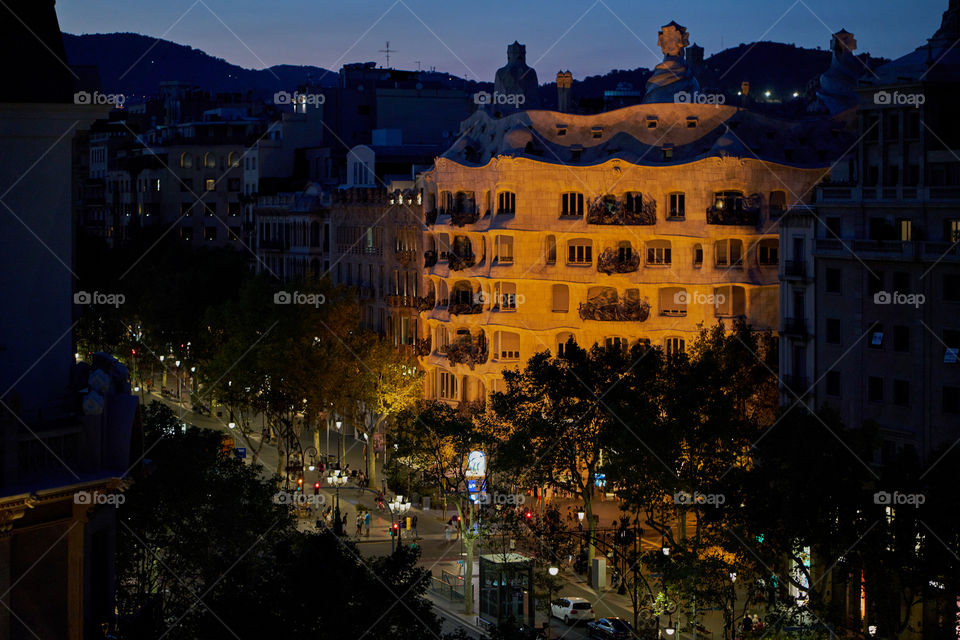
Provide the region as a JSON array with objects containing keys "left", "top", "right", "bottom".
[{"left": 466, "top": 450, "right": 486, "bottom": 477}]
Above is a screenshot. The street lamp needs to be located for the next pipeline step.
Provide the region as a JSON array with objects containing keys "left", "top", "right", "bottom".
[
  {"left": 304, "top": 446, "right": 318, "bottom": 472},
  {"left": 335, "top": 420, "right": 343, "bottom": 467},
  {"left": 868, "top": 625, "right": 877, "bottom": 637},
  {"left": 546, "top": 566, "right": 559, "bottom": 629},
  {"left": 664, "top": 616, "right": 676, "bottom": 637},
  {"left": 388, "top": 494, "right": 411, "bottom": 552},
  {"left": 327, "top": 469, "right": 349, "bottom": 535}
]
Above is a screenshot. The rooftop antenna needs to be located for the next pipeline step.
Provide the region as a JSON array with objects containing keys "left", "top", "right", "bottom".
[{"left": 379, "top": 41, "right": 396, "bottom": 68}]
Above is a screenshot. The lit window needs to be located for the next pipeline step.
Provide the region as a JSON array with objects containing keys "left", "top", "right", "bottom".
[{"left": 205, "top": 179, "right": 215, "bottom": 191}]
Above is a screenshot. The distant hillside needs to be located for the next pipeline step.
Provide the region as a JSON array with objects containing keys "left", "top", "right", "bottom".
[{"left": 62, "top": 32, "right": 338, "bottom": 98}]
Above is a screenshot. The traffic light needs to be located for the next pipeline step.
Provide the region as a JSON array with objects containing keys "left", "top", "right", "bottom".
[
  {"left": 297, "top": 477, "right": 304, "bottom": 492},
  {"left": 391, "top": 522, "right": 399, "bottom": 537},
  {"left": 313, "top": 482, "right": 320, "bottom": 495},
  {"left": 524, "top": 510, "right": 533, "bottom": 520}
]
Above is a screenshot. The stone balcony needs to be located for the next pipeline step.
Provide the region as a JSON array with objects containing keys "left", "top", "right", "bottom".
[
  {"left": 597, "top": 249, "right": 641, "bottom": 274},
  {"left": 446, "top": 334, "right": 488, "bottom": 370},
  {"left": 579, "top": 295, "right": 651, "bottom": 322}
]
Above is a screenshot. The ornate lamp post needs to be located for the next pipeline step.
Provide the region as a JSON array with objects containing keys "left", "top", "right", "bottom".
[
  {"left": 547, "top": 566, "right": 559, "bottom": 628},
  {"left": 327, "top": 469, "right": 349, "bottom": 535},
  {"left": 388, "top": 494, "right": 411, "bottom": 552}
]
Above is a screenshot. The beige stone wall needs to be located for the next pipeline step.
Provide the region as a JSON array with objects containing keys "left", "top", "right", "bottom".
[{"left": 419, "top": 153, "right": 826, "bottom": 401}]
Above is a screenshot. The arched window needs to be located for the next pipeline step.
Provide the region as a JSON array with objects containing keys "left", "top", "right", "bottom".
[
  {"left": 665, "top": 337, "right": 685, "bottom": 356},
  {"left": 204, "top": 152, "right": 217, "bottom": 169},
  {"left": 556, "top": 332, "right": 576, "bottom": 356},
  {"left": 179, "top": 152, "right": 193, "bottom": 169}
]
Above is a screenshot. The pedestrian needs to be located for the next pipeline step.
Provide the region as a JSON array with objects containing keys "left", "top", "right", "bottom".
[
  {"left": 341, "top": 512, "right": 348, "bottom": 533},
  {"left": 412, "top": 514, "right": 418, "bottom": 537},
  {"left": 356, "top": 513, "right": 363, "bottom": 537},
  {"left": 363, "top": 510, "right": 371, "bottom": 536}
]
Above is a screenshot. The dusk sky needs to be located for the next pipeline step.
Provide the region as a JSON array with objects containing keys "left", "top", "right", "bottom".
[{"left": 58, "top": 0, "right": 947, "bottom": 80}]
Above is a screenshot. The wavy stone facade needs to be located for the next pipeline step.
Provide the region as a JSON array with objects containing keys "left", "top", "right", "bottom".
[{"left": 418, "top": 101, "right": 838, "bottom": 405}]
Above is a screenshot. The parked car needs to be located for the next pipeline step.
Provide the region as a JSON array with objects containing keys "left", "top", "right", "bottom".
[
  {"left": 550, "top": 597, "right": 595, "bottom": 625},
  {"left": 587, "top": 617, "right": 634, "bottom": 638}
]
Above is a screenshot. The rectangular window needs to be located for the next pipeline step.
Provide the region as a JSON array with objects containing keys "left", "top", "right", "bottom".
[
  {"left": 180, "top": 203, "right": 192, "bottom": 217},
  {"left": 668, "top": 193, "right": 685, "bottom": 217},
  {"left": 944, "top": 274, "right": 960, "bottom": 302},
  {"left": 893, "top": 326, "right": 910, "bottom": 352},
  {"left": 552, "top": 284, "right": 569, "bottom": 313},
  {"left": 893, "top": 379, "right": 910, "bottom": 406},
  {"left": 499, "top": 333, "right": 520, "bottom": 360},
  {"left": 497, "top": 282, "right": 518, "bottom": 310},
  {"left": 825, "top": 370, "right": 841, "bottom": 397},
  {"left": 647, "top": 245, "right": 671, "bottom": 265},
  {"left": 567, "top": 241, "right": 592, "bottom": 264},
  {"left": 496, "top": 236, "right": 514, "bottom": 263},
  {"left": 944, "top": 386, "right": 960, "bottom": 414},
  {"left": 869, "top": 323, "right": 884, "bottom": 348},
  {"left": 205, "top": 178, "right": 215, "bottom": 191},
  {"left": 439, "top": 372, "right": 458, "bottom": 400},
  {"left": 561, "top": 192, "right": 584, "bottom": 216},
  {"left": 758, "top": 242, "right": 779, "bottom": 265},
  {"left": 893, "top": 271, "right": 910, "bottom": 292},
  {"left": 826, "top": 318, "right": 842, "bottom": 345},
  {"left": 825, "top": 267, "right": 842, "bottom": 294},
  {"left": 545, "top": 235, "right": 557, "bottom": 264},
  {"left": 498, "top": 192, "right": 516, "bottom": 214},
  {"left": 868, "top": 376, "right": 884, "bottom": 403},
  {"left": 204, "top": 226, "right": 217, "bottom": 241}
]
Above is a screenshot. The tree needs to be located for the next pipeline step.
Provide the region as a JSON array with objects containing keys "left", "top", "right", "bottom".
[
  {"left": 115, "top": 402, "right": 442, "bottom": 639},
  {"left": 337, "top": 334, "right": 424, "bottom": 488},
  {"left": 489, "top": 339, "right": 632, "bottom": 580}
]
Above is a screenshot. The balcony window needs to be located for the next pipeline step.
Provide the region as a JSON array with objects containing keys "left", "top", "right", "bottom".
[
  {"left": 714, "top": 239, "right": 743, "bottom": 267},
  {"left": 567, "top": 239, "right": 592, "bottom": 265},
  {"left": 496, "top": 236, "right": 514, "bottom": 263},
  {"left": 659, "top": 287, "right": 687, "bottom": 316},
  {"left": 439, "top": 371, "right": 458, "bottom": 400},
  {"left": 665, "top": 337, "right": 685, "bottom": 356},
  {"left": 625, "top": 192, "right": 644, "bottom": 214},
  {"left": 561, "top": 192, "right": 584, "bottom": 216},
  {"left": 714, "top": 285, "right": 746, "bottom": 317},
  {"left": 495, "top": 282, "right": 518, "bottom": 310},
  {"left": 757, "top": 239, "right": 779, "bottom": 265},
  {"left": 497, "top": 191, "right": 516, "bottom": 214}
]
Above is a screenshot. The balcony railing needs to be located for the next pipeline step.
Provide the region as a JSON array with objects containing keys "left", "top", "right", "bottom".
[
  {"left": 385, "top": 294, "right": 416, "bottom": 308},
  {"left": 706, "top": 206, "right": 759, "bottom": 226},
  {"left": 781, "top": 375, "right": 810, "bottom": 394},
  {"left": 579, "top": 295, "right": 651, "bottom": 322},
  {"left": 415, "top": 336, "right": 432, "bottom": 357},
  {"left": 394, "top": 248, "right": 417, "bottom": 266},
  {"left": 424, "top": 250, "right": 438, "bottom": 268},
  {"left": 449, "top": 300, "right": 484, "bottom": 315},
  {"left": 416, "top": 295, "right": 436, "bottom": 311},
  {"left": 446, "top": 334, "right": 488, "bottom": 370},
  {"left": 783, "top": 260, "right": 809, "bottom": 279},
  {"left": 448, "top": 253, "right": 476, "bottom": 271},
  {"left": 586, "top": 196, "right": 656, "bottom": 225},
  {"left": 781, "top": 317, "right": 809, "bottom": 337},
  {"left": 597, "top": 249, "right": 641, "bottom": 274}
]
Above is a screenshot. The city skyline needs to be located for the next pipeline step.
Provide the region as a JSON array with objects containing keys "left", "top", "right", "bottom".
[{"left": 58, "top": 0, "right": 947, "bottom": 81}]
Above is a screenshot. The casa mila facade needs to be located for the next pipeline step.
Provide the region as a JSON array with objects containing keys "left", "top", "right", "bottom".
[{"left": 418, "top": 23, "right": 852, "bottom": 405}]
